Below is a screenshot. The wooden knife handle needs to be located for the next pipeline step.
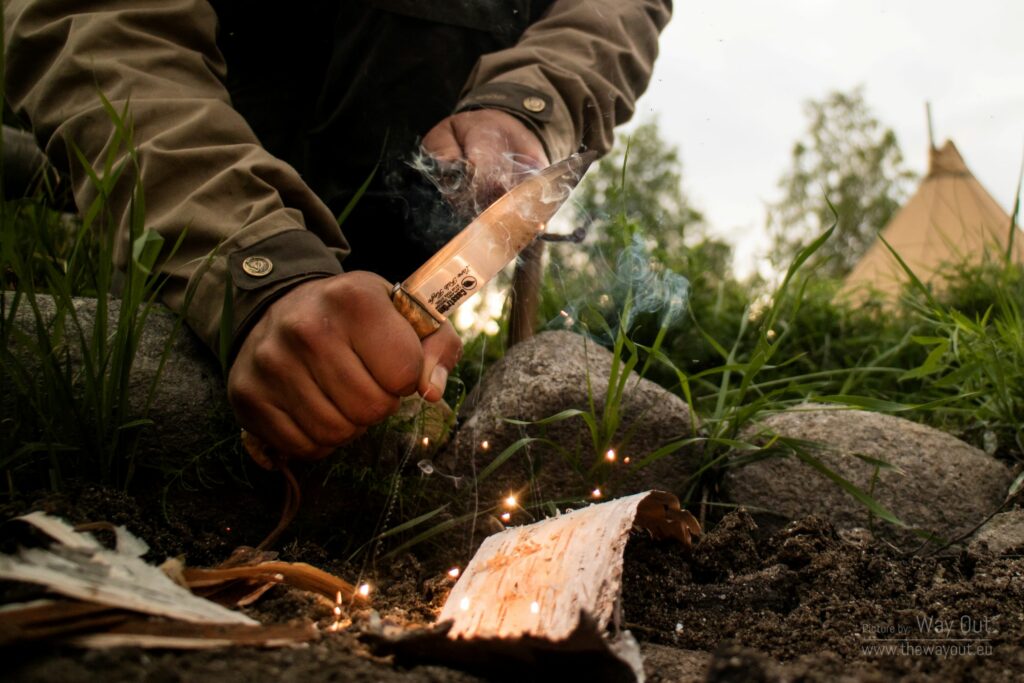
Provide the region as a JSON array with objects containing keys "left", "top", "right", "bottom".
[{"left": 391, "top": 284, "right": 443, "bottom": 339}]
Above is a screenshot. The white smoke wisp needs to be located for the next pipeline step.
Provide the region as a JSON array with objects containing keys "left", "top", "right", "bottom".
[
  {"left": 409, "top": 147, "right": 545, "bottom": 223},
  {"left": 614, "top": 236, "right": 691, "bottom": 329},
  {"left": 549, "top": 234, "right": 691, "bottom": 343}
]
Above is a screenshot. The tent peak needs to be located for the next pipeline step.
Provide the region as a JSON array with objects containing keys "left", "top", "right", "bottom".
[{"left": 928, "top": 139, "right": 969, "bottom": 178}]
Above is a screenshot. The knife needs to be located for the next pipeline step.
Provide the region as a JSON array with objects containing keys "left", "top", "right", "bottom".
[
  {"left": 391, "top": 151, "right": 597, "bottom": 337},
  {"left": 241, "top": 152, "right": 596, "bottom": 472}
]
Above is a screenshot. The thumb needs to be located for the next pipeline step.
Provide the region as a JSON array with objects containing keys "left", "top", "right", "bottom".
[
  {"left": 421, "top": 118, "right": 463, "bottom": 163},
  {"left": 418, "top": 321, "right": 463, "bottom": 402}
]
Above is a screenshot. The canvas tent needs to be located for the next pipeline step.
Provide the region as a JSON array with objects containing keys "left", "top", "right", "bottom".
[{"left": 841, "top": 139, "right": 1023, "bottom": 301}]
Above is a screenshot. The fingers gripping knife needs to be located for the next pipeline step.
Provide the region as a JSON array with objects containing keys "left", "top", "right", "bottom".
[
  {"left": 243, "top": 154, "right": 594, "bottom": 468},
  {"left": 391, "top": 151, "right": 596, "bottom": 338},
  {"left": 243, "top": 153, "right": 595, "bottom": 546}
]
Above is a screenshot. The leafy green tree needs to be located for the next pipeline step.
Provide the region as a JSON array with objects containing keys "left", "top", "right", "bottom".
[
  {"left": 573, "top": 120, "right": 704, "bottom": 256},
  {"left": 769, "top": 87, "right": 916, "bottom": 278},
  {"left": 537, "top": 120, "right": 751, "bottom": 385}
]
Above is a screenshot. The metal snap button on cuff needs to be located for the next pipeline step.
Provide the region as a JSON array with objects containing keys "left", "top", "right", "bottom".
[
  {"left": 522, "top": 96, "right": 547, "bottom": 113},
  {"left": 242, "top": 255, "right": 273, "bottom": 277}
]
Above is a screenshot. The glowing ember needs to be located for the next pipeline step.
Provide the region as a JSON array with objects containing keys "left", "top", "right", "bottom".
[
  {"left": 504, "top": 494, "right": 517, "bottom": 508},
  {"left": 591, "top": 488, "right": 602, "bottom": 499},
  {"left": 530, "top": 601, "right": 540, "bottom": 614},
  {"left": 480, "top": 440, "right": 490, "bottom": 451},
  {"left": 500, "top": 512, "right": 511, "bottom": 522},
  {"left": 605, "top": 448, "right": 616, "bottom": 461},
  {"left": 448, "top": 567, "right": 460, "bottom": 579},
  {"left": 459, "top": 597, "right": 471, "bottom": 611},
  {"left": 331, "top": 590, "right": 343, "bottom": 632},
  {"left": 623, "top": 456, "right": 631, "bottom": 464},
  {"left": 358, "top": 583, "right": 371, "bottom": 597},
  {"left": 421, "top": 437, "right": 430, "bottom": 447}
]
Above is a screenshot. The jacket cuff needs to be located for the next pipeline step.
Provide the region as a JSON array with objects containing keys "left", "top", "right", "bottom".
[
  {"left": 456, "top": 80, "right": 575, "bottom": 162},
  {"left": 226, "top": 229, "right": 344, "bottom": 361},
  {"left": 182, "top": 222, "right": 345, "bottom": 364},
  {"left": 456, "top": 83, "right": 553, "bottom": 123}
]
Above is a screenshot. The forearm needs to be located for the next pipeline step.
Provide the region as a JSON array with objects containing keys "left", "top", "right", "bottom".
[
  {"left": 4, "top": 0, "right": 346, "bottom": 355},
  {"left": 457, "top": 0, "right": 672, "bottom": 161}
]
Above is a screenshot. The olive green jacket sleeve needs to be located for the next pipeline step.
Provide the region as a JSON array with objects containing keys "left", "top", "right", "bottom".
[
  {"left": 457, "top": 0, "right": 672, "bottom": 162},
  {"left": 3, "top": 0, "right": 348, "bottom": 358}
]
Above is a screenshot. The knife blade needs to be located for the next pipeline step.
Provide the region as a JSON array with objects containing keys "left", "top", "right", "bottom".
[{"left": 392, "top": 151, "right": 596, "bottom": 337}]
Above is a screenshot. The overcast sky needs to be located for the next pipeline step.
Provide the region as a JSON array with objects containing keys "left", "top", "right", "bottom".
[{"left": 629, "top": 0, "right": 1024, "bottom": 276}]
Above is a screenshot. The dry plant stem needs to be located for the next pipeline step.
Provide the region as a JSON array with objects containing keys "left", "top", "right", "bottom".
[
  {"left": 69, "top": 619, "right": 320, "bottom": 649},
  {"left": 241, "top": 430, "right": 303, "bottom": 551},
  {"left": 0, "top": 601, "right": 130, "bottom": 644},
  {"left": 507, "top": 239, "right": 545, "bottom": 346},
  {"left": 917, "top": 493, "right": 1017, "bottom": 558},
  {"left": 256, "top": 461, "right": 302, "bottom": 551},
  {"left": 183, "top": 561, "right": 359, "bottom": 603}
]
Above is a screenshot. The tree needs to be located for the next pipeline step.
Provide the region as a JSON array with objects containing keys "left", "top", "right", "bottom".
[
  {"left": 768, "top": 87, "right": 916, "bottom": 278},
  {"left": 539, "top": 120, "right": 743, "bottom": 368},
  {"left": 573, "top": 120, "right": 704, "bottom": 256}
]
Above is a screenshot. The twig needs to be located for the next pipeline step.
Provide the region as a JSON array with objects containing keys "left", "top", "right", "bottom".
[{"left": 256, "top": 461, "right": 301, "bottom": 551}]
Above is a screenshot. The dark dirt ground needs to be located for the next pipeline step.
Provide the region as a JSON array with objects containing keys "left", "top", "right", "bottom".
[{"left": 2, "top": 478, "right": 1022, "bottom": 683}]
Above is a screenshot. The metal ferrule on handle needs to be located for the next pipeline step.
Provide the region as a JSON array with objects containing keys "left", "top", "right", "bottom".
[{"left": 391, "top": 283, "right": 444, "bottom": 339}]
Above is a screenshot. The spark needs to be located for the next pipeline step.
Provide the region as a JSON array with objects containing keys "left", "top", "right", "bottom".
[
  {"left": 591, "top": 487, "right": 602, "bottom": 499},
  {"left": 766, "top": 329, "right": 777, "bottom": 340},
  {"left": 605, "top": 448, "right": 616, "bottom": 461},
  {"left": 331, "top": 590, "right": 343, "bottom": 632},
  {"left": 422, "top": 436, "right": 430, "bottom": 447},
  {"left": 480, "top": 440, "right": 490, "bottom": 451},
  {"left": 500, "top": 512, "right": 511, "bottom": 522},
  {"left": 559, "top": 310, "right": 569, "bottom": 317},
  {"left": 504, "top": 494, "right": 517, "bottom": 508},
  {"left": 459, "top": 597, "right": 471, "bottom": 611},
  {"left": 448, "top": 567, "right": 460, "bottom": 579},
  {"left": 530, "top": 601, "right": 540, "bottom": 614},
  {"left": 358, "top": 583, "right": 371, "bottom": 597},
  {"left": 623, "top": 457, "right": 631, "bottom": 464}
]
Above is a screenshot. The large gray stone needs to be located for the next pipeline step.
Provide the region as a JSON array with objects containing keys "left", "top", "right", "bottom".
[
  {"left": 440, "top": 331, "right": 699, "bottom": 506},
  {"left": 723, "top": 405, "right": 1012, "bottom": 542},
  {"left": 2, "top": 293, "right": 232, "bottom": 468},
  {"left": 969, "top": 509, "right": 1024, "bottom": 556}
]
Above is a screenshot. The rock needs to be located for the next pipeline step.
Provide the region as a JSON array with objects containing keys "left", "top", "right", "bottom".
[
  {"left": 969, "top": 510, "right": 1024, "bottom": 556},
  {"left": 441, "top": 330, "right": 699, "bottom": 506},
  {"left": 2, "top": 293, "right": 233, "bottom": 469},
  {"left": 723, "top": 405, "right": 1012, "bottom": 543}
]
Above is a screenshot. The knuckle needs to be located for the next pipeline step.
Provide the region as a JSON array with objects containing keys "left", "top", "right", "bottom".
[
  {"left": 350, "top": 395, "right": 400, "bottom": 426},
  {"left": 279, "top": 316, "right": 321, "bottom": 350},
  {"left": 291, "top": 440, "right": 325, "bottom": 461},
  {"left": 379, "top": 361, "right": 420, "bottom": 396},
  {"left": 250, "top": 342, "right": 284, "bottom": 376},
  {"left": 308, "top": 414, "right": 354, "bottom": 447}
]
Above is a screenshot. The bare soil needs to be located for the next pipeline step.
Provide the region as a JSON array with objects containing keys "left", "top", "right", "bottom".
[{"left": 2, "top": 478, "right": 1022, "bottom": 683}]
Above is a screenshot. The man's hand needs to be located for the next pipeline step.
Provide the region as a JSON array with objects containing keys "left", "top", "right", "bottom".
[
  {"left": 228, "top": 271, "right": 462, "bottom": 460},
  {"left": 422, "top": 109, "right": 550, "bottom": 212}
]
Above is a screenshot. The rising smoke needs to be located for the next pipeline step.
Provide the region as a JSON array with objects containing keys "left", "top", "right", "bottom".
[{"left": 552, "top": 234, "right": 691, "bottom": 342}]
